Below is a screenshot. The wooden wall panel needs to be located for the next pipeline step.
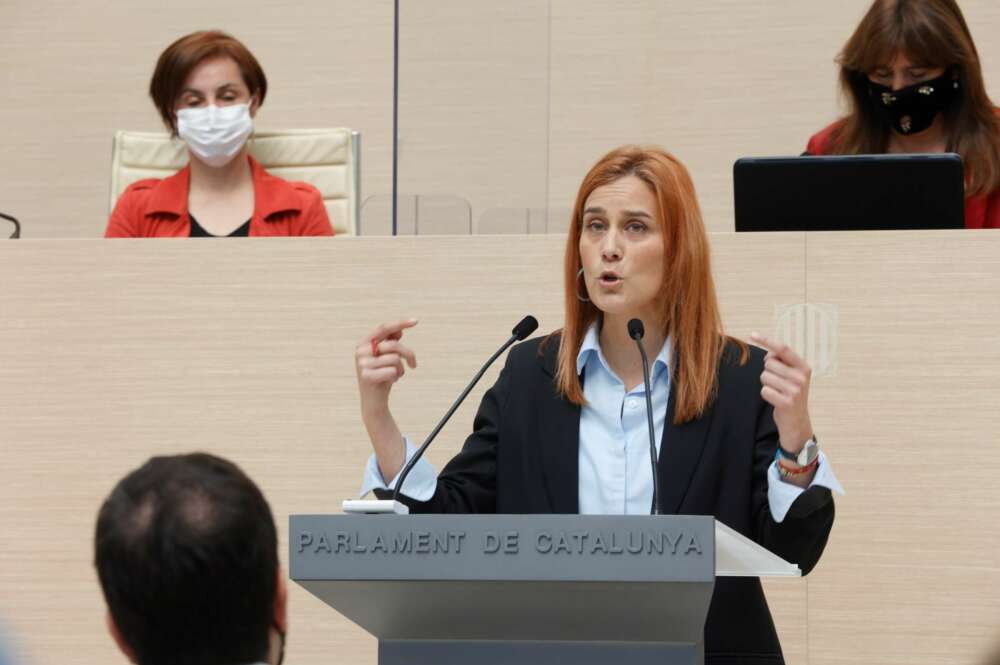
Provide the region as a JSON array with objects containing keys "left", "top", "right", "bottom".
[
  {"left": 0, "top": 0, "right": 393, "bottom": 239},
  {"left": 547, "top": 0, "right": 1000, "bottom": 233},
  {"left": 714, "top": 231, "right": 809, "bottom": 665},
  {"left": 5, "top": 1, "right": 999, "bottom": 238},
  {"left": 0, "top": 234, "right": 805, "bottom": 665},
  {"left": 391, "top": 0, "right": 550, "bottom": 236},
  {"left": 804, "top": 231, "right": 1000, "bottom": 665}
]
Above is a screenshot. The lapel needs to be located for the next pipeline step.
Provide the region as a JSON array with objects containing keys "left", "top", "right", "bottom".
[
  {"left": 535, "top": 335, "right": 581, "bottom": 514},
  {"left": 531, "top": 334, "right": 719, "bottom": 515},
  {"left": 658, "top": 366, "right": 717, "bottom": 515}
]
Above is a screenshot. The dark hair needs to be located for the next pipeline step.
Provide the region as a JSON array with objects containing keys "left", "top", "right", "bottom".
[
  {"left": 95, "top": 453, "right": 278, "bottom": 665},
  {"left": 149, "top": 31, "right": 268, "bottom": 134},
  {"left": 830, "top": 0, "right": 1000, "bottom": 196}
]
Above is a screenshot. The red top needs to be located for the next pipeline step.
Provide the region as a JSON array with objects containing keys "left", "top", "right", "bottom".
[
  {"left": 806, "top": 120, "right": 1000, "bottom": 229},
  {"left": 105, "top": 156, "right": 335, "bottom": 237}
]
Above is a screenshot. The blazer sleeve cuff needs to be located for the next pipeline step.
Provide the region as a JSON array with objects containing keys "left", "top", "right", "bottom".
[
  {"left": 359, "top": 436, "right": 438, "bottom": 501},
  {"left": 767, "top": 451, "right": 844, "bottom": 523}
]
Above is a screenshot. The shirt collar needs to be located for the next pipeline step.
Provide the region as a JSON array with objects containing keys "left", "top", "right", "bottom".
[
  {"left": 576, "top": 324, "right": 605, "bottom": 376},
  {"left": 144, "top": 155, "right": 302, "bottom": 220},
  {"left": 575, "top": 322, "right": 671, "bottom": 379}
]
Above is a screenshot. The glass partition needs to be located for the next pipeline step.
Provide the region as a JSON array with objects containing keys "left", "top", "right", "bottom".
[
  {"left": 5, "top": 0, "right": 1000, "bottom": 237},
  {"left": 393, "top": 0, "right": 869, "bottom": 234},
  {"left": 393, "top": 0, "right": 551, "bottom": 235}
]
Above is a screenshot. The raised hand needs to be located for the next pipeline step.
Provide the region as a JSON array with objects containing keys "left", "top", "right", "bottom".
[
  {"left": 356, "top": 319, "right": 418, "bottom": 415},
  {"left": 750, "top": 332, "right": 814, "bottom": 454},
  {"left": 355, "top": 318, "right": 418, "bottom": 480}
]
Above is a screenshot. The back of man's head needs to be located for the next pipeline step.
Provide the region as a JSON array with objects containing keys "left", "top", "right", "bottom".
[{"left": 95, "top": 453, "right": 280, "bottom": 665}]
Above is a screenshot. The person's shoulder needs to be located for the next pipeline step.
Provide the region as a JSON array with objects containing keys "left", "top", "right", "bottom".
[
  {"left": 712, "top": 338, "right": 766, "bottom": 408},
  {"left": 718, "top": 337, "right": 764, "bottom": 381},
  {"left": 286, "top": 181, "right": 332, "bottom": 233},
  {"left": 118, "top": 178, "right": 163, "bottom": 200},
  {"left": 509, "top": 334, "right": 549, "bottom": 363},
  {"left": 251, "top": 158, "right": 322, "bottom": 204},
  {"left": 251, "top": 160, "right": 333, "bottom": 233},
  {"left": 506, "top": 332, "right": 562, "bottom": 374},
  {"left": 499, "top": 333, "right": 562, "bottom": 399},
  {"left": 256, "top": 163, "right": 322, "bottom": 201},
  {"left": 806, "top": 118, "right": 847, "bottom": 155},
  {"left": 107, "top": 178, "right": 168, "bottom": 237},
  {"left": 289, "top": 180, "right": 322, "bottom": 200},
  {"left": 110, "top": 178, "right": 166, "bottom": 221}
]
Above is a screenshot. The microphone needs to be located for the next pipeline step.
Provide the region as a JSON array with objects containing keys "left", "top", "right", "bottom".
[
  {"left": 628, "top": 318, "right": 661, "bottom": 515},
  {"left": 391, "top": 314, "right": 538, "bottom": 504},
  {"left": 342, "top": 315, "right": 539, "bottom": 514}
]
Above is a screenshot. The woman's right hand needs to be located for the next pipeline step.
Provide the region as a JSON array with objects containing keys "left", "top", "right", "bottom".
[
  {"left": 355, "top": 319, "right": 418, "bottom": 480},
  {"left": 356, "top": 319, "right": 419, "bottom": 415}
]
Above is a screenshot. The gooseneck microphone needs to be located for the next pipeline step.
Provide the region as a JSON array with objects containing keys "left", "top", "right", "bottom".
[
  {"left": 392, "top": 315, "right": 539, "bottom": 504},
  {"left": 628, "top": 318, "right": 661, "bottom": 515}
]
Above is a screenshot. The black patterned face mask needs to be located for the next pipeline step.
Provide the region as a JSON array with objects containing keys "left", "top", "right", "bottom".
[{"left": 867, "top": 72, "right": 960, "bottom": 135}]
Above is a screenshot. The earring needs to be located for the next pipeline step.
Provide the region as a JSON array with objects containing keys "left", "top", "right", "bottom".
[{"left": 576, "top": 267, "right": 590, "bottom": 303}]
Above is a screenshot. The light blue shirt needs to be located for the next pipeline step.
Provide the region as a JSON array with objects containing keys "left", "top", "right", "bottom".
[
  {"left": 575, "top": 324, "right": 671, "bottom": 514},
  {"left": 361, "top": 325, "right": 843, "bottom": 522}
]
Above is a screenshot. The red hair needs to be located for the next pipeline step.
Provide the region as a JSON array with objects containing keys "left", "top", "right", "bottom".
[
  {"left": 553, "top": 146, "right": 745, "bottom": 424},
  {"left": 149, "top": 31, "right": 267, "bottom": 135}
]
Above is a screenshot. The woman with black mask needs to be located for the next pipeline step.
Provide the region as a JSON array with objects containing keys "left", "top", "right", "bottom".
[{"left": 805, "top": 0, "right": 1000, "bottom": 228}]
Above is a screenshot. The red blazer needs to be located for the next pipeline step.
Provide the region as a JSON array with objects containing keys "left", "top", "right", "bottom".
[
  {"left": 806, "top": 120, "right": 1000, "bottom": 229},
  {"left": 105, "top": 156, "right": 335, "bottom": 237}
]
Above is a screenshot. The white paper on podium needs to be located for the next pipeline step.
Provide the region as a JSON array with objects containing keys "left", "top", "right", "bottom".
[
  {"left": 715, "top": 521, "right": 801, "bottom": 577},
  {"left": 342, "top": 499, "right": 409, "bottom": 515}
]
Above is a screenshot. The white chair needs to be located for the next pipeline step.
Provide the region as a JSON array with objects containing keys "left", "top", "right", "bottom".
[{"left": 109, "top": 129, "right": 361, "bottom": 235}]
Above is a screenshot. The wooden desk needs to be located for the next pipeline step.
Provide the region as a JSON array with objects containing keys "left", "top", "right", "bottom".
[{"left": 1, "top": 232, "right": 998, "bottom": 665}]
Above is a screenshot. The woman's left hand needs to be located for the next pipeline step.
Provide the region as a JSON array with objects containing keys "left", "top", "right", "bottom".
[{"left": 750, "top": 332, "right": 814, "bottom": 452}]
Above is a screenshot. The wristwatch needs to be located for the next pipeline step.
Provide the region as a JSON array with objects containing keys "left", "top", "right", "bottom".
[{"left": 777, "top": 435, "right": 819, "bottom": 467}]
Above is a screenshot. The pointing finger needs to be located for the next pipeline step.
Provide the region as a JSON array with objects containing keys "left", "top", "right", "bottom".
[
  {"left": 367, "top": 319, "right": 419, "bottom": 345},
  {"left": 750, "top": 332, "right": 806, "bottom": 369}
]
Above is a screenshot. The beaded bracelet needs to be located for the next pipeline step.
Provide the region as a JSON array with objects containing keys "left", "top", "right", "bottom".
[{"left": 777, "top": 457, "right": 819, "bottom": 478}]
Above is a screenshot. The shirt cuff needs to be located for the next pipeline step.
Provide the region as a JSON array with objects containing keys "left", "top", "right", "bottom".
[
  {"left": 767, "top": 451, "right": 845, "bottom": 523},
  {"left": 359, "top": 437, "right": 438, "bottom": 501}
]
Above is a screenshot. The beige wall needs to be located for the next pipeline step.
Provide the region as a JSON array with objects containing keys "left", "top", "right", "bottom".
[
  {"left": 401, "top": 0, "right": 1000, "bottom": 233},
  {"left": 2, "top": 233, "right": 1000, "bottom": 665},
  {"left": 0, "top": 0, "right": 394, "bottom": 238},
  {"left": 805, "top": 230, "right": 1000, "bottom": 664},
  {"left": 3, "top": 1, "right": 1000, "bottom": 237}
]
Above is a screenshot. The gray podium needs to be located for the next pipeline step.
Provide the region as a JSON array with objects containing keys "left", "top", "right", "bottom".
[{"left": 290, "top": 514, "right": 799, "bottom": 665}]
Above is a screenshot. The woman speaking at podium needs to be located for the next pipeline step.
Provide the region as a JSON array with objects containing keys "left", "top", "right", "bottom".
[
  {"left": 806, "top": 0, "right": 1000, "bottom": 228},
  {"left": 356, "top": 146, "right": 842, "bottom": 664},
  {"left": 105, "top": 31, "right": 333, "bottom": 238}
]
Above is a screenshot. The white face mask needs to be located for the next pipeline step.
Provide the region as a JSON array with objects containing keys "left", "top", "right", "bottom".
[{"left": 176, "top": 103, "right": 253, "bottom": 168}]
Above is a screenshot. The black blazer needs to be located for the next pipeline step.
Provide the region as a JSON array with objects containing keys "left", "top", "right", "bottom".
[{"left": 378, "top": 334, "right": 834, "bottom": 665}]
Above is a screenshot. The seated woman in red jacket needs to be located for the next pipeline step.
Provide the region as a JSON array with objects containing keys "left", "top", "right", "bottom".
[
  {"left": 806, "top": 0, "right": 1000, "bottom": 229},
  {"left": 106, "top": 31, "right": 333, "bottom": 238}
]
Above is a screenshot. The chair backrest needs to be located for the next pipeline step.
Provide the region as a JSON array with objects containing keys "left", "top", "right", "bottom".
[{"left": 109, "top": 129, "right": 361, "bottom": 235}]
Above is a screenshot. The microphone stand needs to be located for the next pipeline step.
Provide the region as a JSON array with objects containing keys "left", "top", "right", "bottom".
[
  {"left": 391, "top": 331, "right": 521, "bottom": 504},
  {"left": 629, "top": 319, "right": 661, "bottom": 515},
  {"left": 342, "top": 316, "right": 538, "bottom": 515}
]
